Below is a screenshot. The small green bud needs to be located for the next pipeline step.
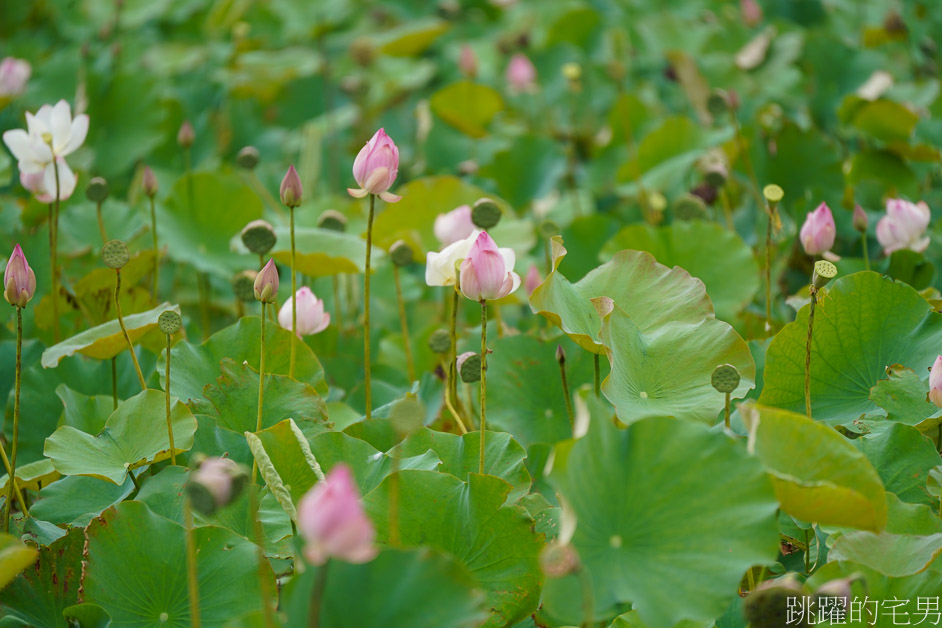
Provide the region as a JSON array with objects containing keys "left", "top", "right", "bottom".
[
  {"left": 231, "top": 270, "right": 258, "bottom": 303},
  {"left": 673, "top": 194, "right": 709, "bottom": 221}
]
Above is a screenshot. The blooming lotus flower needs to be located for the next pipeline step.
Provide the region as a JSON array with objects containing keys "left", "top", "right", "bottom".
[
  {"left": 459, "top": 44, "right": 477, "bottom": 78},
  {"left": 426, "top": 229, "right": 514, "bottom": 288},
  {"left": 3, "top": 244, "right": 36, "bottom": 308},
  {"left": 876, "top": 198, "right": 931, "bottom": 255},
  {"left": 19, "top": 156, "right": 76, "bottom": 203},
  {"left": 347, "top": 128, "right": 401, "bottom": 203},
  {"left": 0, "top": 58, "right": 30, "bottom": 99},
  {"left": 297, "top": 464, "right": 377, "bottom": 565},
  {"left": 506, "top": 53, "right": 537, "bottom": 92},
  {"left": 2, "top": 100, "right": 88, "bottom": 201},
  {"left": 278, "top": 287, "right": 330, "bottom": 337},
  {"left": 799, "top": 202, "right": 836, "bottom": 257},
  {"left": 434, "top": 205, "right": 475, "bottom": 246},
  {"left": 460, "top": 231, "right": 521, "bottom": 301},
  {"left": 525, "top": 264, "right": 541, "bottom": 296},
  {"left": 280, "top": 164, "right": 302, "bottom": 208},
  {"left": 930, "top": 356, "right": 942, "bottom": 408},
  {"left": 254, "top": 258, "right": 279, "bottom": 303}
]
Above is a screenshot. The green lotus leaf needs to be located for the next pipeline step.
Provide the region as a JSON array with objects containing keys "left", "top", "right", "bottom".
[
  {"left": 758, "top": 272, "right": 942, "bottom": 426},
  {"left": 741, "top": 402, "right": 888, "bottom": 531},
  {"left": 44, "top": 389, "right": 197, "bottom": 484},
  {"left": 269, "top": 226, "right": 386, "bottom": 277},
  {"left": 829, "top": 531, "right": 942, "bottom": 577},
  {"left": 854, "top": 423, "right": 941, "bottom": 507},
  {"left": 0, "top": 528, "right": 81, "bottom": 626},
  {"left": 29, "top": 475, "right": 134, "bottom": 526},
  {"left": 547, "top": 415, "right": 779, "bottom": 627},
  {"left": 376, "top": 18, "right": 450, "bottom": 56},
  {"left": 0, "top": 458, "right": 58, "bottom": 494},
  {"left": 246, "top": 418, "right": 324, "bottom": 521},
  {"left": 868, "top": 365, "right": 942, "bottom": 431},
  {"left": 600, "top": 220, "right": 760, "bottom": 322},
  {"left": 430, "top": 81, "right": 504, "bottom": 138},
  {"left": 363, "top": 471, "right": 544, "bottom": 628}
]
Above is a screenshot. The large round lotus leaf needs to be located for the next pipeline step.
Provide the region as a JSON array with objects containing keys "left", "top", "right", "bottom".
[
  {"left": 430, "top": 81, "right": 504, "bottom": 138},
  {"left": 829, "top": 531, "right": 942, "bottom": 577},
  {"left": 41, "top": 302, "right": 181, "bottom": 367},
  {"left": 269, "top": 227, "right": 386, "bottom": 277},
  {"left": 376, "top": 18, "right": 450, "bottom": 56},
  {"left": 478, "top": 136, "right": 567, "bottom": 209},
  {"left": 371, "top": 176, "right": 512, "bottom": 253},
  {"left": 362, "top": 471, "right": 544, "bottom": 628},
  {"left": 530, "top": 237, "right": 718, "bottom": 354},
  {"left": 29, "top": 475, "right": 134, "bottom": 526},
  {"left": 740, "top": 403, "right": 887, "bottom": 531},
  {"left": 547, "top": 416, "right": 779, "bottom": 627},
  {"left": 598, "top": 300, "right": 754, "bottom": 424},
  {"left": 158, "top": 317, "right": 326, "bottom": 406},
  {"left": 44, "top": 390, "right": 197, "bottom": 484},
  {"left": 83, "top": 501, "right": 275, "bottom": 626},
  {"left": 600, "top": 221, "right": 760, "bottom": 322},
  {"left": 0, "top": 527, "right": 81, "bottom": 627},
  {"left": 854, "top": 423, "right": 942, "bottom": 507},
  {"left": 758, "top": 272, "right": 942, "bottom": 425},
  {"left": 282, "top": 547, "right": 487, "bottom": 628},
  {"left": 160, "top": 171, "right": 264, "bottom": 277}
]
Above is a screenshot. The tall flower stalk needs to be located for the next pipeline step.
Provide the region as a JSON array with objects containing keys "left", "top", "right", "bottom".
[
  {"left": 390, "top": 241, "right": 416, "bottom": 382},
  {"left": 761, "top": 184, "right": 783, "bottom": 334},
  {"left": 2, "top": 244, "right": 36, "bottom": 532},
  {"left": 347, "top": 129, "right": 402, "bottom": 420},
  {"left": 158, "top": 311, "right": 182, "bottom": 465},
  {"left": 102, "top": 240, "right": 147, "bottom": 391},
  {"left": 86, "top": 177, "right": 110, "bottom": 244},
  {"left": 804, "top": 261, "right": 837, "bottom": 418},
  {"left": 280, "top": 165, "right": 303, "bottom": 378},
  {"left": 252, "top": 259, "right": 279, "bottom": 482},
  {"left": 142, "top": 166, "right": 160, "bottom": 301}
]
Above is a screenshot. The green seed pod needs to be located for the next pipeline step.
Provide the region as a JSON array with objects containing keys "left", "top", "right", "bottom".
[
  {"left": 711, "top": 364, "right": 741, "bottom": 394},
  {"left": 707, "top": 90, "right": 730, "bottom": 117},
  {"left": 231, "top": 270, "right": 258, "bottom": 302},
  {"left": 157, "top": 310, "right": 183, "bottom": 335},
  {"left": 704, "top": 164, "right": 728, "bottom": 188},
  {"left": 389, "top": 240, "right": 414, "bottom": 267},
  {"left": 743, "top": 578, "right": 808, "bottom": 628},
  {"left": 389, "top": 394, "right": 425, "bottom": 437},
  {"left": 457, "top": 352, "right": 481, "bottom": 383},
  {"left": 813, "top": 260, "right": 838, "bottom": 290},
  {"left": 471, "top": 198, "right": 502, "bottom": 230},
  {"left": 240, "top": 220, "right": 277, "bottom": 255},
  {"left": 101, "top": 240, "right": 130, "bottom": 269},
  {"left": 85, "top": 177, "right": 109, "bottom": 203},
  {"left": 673, "top": 194, "right": 709, "bottom": 221},
  {"left": 317, "top": 210, "right": 348, "bottom": 232},
  {"left": 428, "top": 329, "right": 451, "bottom": 354},
  {"left": 763, "top": 184, "right": 784, "bottom": 205},
  {"left": 236, "top": 146, "right": 260, "bottom": 170}
]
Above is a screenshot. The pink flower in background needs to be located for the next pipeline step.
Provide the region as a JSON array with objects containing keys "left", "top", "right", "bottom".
[
  {"left": 876, "top": 198, "right": 931, "bottom": 255},
  {"left": 852, "top": 204, "right": 868, "bottom": 232},
  {"left": 434, "top": 205, "right": 475, "bottom": 246},
  {"left": 930, "top": 356, "right": 942, "bottom": 409},
  {"left": 19, "top": 156, "right": 76, "bottom": 203},
  {"left": 506, "top": 53, "right": 537, "bottom": 92},
  {"left": 3, "top": 244, "right": 36, "bottom": 308},
  {"left": 459, "top": 44, "right": 478, "bottom": 78},
  {"left": 740, "top": 0, "right": 763, "bottom": 27},
  {"left": 297, "top": 464, "right": 377, "bottom": 565},
  {"left": 278, "top": 287, "right": 330, "bottom": 337},
  {"left": 460, "top": 231, "right": 521, "bottom": 301},
  {"left": 525, "top": 264, "right": 541, "bottom": 296},
  {"left": 347, "top": 128, "right": 401, "bottom": 203},
  {"left": 799, "top": 203, "right": 836, "bottom": 257},
  {"left": 0, "top": 57, "right": 30, "bottom": 99}
]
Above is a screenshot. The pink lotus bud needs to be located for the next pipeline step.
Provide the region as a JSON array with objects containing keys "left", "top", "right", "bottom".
[
  {"left": 525, "top": 264, "right": 541, "bottom": 296},
  {"left": 876, "top": 198, "right": 931, "bottom": 255},
  {"left": 740, "top": 0, "right": 763, "bottom": 27},
  {"left": 141, "top": 165, "right": 158, "bottom": 198},
  {"left": 3, "top": 244, "right": 36, "bottom": 308},
  {"left": 853, "top": 204, "right": 868, "bottom": 233},
  {"left": 930, "top": 356, "right": 942, "bottom": 408},
  {"left": 177, "top": 120, "right": 195, "bottom": 148},
  {"left": 277, "top": 286, "right": 330, "bottom": 337},
  {"left": 297, "top": 464, "right": 377, "bottom": 565},
  {"left": 19, "top": 156, "right": 77, "bottom": 202},
  {"left": 459, "top": 231, "right": 521, "bottom": 302},
  {"left": 459, "top": 44, "right": 478, "bottom": 78},
  {"left": 0, "top": 58, "right": 30, "bottom": 99},
  {"left": 799, "top": 202, "right": 836, "bottom": 256},
  {"left": 254, "top": 258, "right": 279, "bottom": 303},
  {"left": 506, "top": 53, "right": 537, "bottom": 92},
  {"left": 280, "top": 164, "right": 303, "bottom": 208},
  {"left": 347, "top": 128, "right": 401, "bottom": 203},
  {"left": 187, "top": 457, "right": 248, "bottom": 515},
  {"left": 434, "top": 205, "right": 475, "bottom": 246}
]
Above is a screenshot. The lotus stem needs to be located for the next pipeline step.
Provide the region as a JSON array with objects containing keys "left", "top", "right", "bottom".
[
  {"left": 111, "top": 357, "right": 118, "bottom": 409},
  {"left": 165, "top": 333, "right": 175, "bottom": 465},
  {"left": 52, "top": 159, "right": 61, "bottom": 342},
  {"left": 364, "top": 193, "right": 375, "bottom": 420},
  {"left": 724, "top": 392, "right": 731, "bottom": 430},
  {"left": 183, "top": 494, "right": 202, "bottom": 628},
  {"left": 308, "top": 560, "right": 330, "bottom": 628},
  {"left": 251, "top": 488, "right": 277, "bottom": 628},
  {"left": 3, "top": 307, "right": 26, "bottom": 531},
  {"left": 332, "top": 276, "right": 343, "bottom": 332},
  {"left": 252, "top": 308, "right": 267, "bottom": 483},
  {"left": 150, "top": 195, "right": 159, "bottom": 301},
  {"left": 0, "top": 442, "right": 26, "bottom": 524},
  {"left": 96, "top": 199, "right": 108, "bottom": 244},
  {"left": 392, "top": 265, "right": 415, "bottom": 383},
  {"left": 765, "top": 210, "right": 773, "bottom": 335},
  {"left": 114, "top": 269, "right": 147, "bottom": 391},
  {"left": 557, "top": 346, "right": 574, "bottom": 428},
  {"left": 449, "top": 287, "right": 462, "bottom": 422},
  {"left": 479, "top": 300, "right": 488, "bottom": 474},
  {"left": 389, "top": 453, "right": 400, "bottom": 547},
  {"left": 593, "top": 353, "right": 600, "bottom": 397},
  {"left": 805, "top": 286, "right": 818, "bottom": 419},
  {"left": 289, "top": 206, "right": 297, "bottom": 379},
  {"left": 861, "top": 232, "right": 870, "bottom": 271}
]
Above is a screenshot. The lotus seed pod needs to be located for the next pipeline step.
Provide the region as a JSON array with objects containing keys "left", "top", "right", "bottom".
[
  {"left": 707, "top": 90, "right": 730, "bottom": 116},
  {"left": 673, "top": 194, "right": 709, "bottom": 221},
  {"left": 349, "top": 37, "right": 375, "bottom": 67},
  {"left": 457, "top": 352, "right": 481, "bottom": 383},
  {"left": 317, "top": 210, "right": 348, "bottom": 232},
  {"left": 389, "top": 394, "right": 424, "bottom": 437},
  {"left": 540, "top": 220, "right": 560, "bottom": 239},
  {"left": 704, "top": 164, "right": 728, "bottom": 188},
  {"left": 177, "top": 120, "right": 195, "bottom": 149},
  {"left": 471, "top": 198, "right": 502, "bottom": 230},
  {"left": 812, "top": 260, "right": 838, "bottom": 290},
  {"left": 157, "top": 310, "right": 182, "bottom": 335},
  {"left": 428, "top": 329, "right": 451, "bottom": 354},
  {"left": 763, "top": 184, "right": 784, "bottom": 205},
  {"left": 539, "top": 541, "right": 580, "bottom": 578},
  {"left": 646, "top": 191, "right": 667, "bottom": 214},
  {"left": 232, "top": 270, "right": 258, "bottom": 302},
  {"left": 389, "top": 240, "right": 414, "bottom": 268},
  {"left": 240, "top": 219, "right": 277, "bottom": 255},
  {"left": 743, "top": 578, "right": 808, "bottom": 628},
  {"left": 711, "top": 364, "right": 741, "bottom": 394},
  {"left": 561, "top": 62, "right": 582, "bottom": 82},
  {"left": 236, "top": 146, "right": 260, "bottom": 170},
  {"left": 101, "top": 240, "right": 130, "bottom": 269},
  {"left": 85, "top": 177, "right": 109, "bottom": 203}
]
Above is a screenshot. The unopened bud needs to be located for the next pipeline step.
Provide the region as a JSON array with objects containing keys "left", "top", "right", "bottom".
[
  {"left": 241, "top": 219, "right": 277, "bottom": 255},
  {"left": 471, "top": 198, "right": 502, "bottom": 230},
  {"left": 389, "top": 240, "right": 414, "bottom": 267},
  {"left": 141, "top": 166, "right": 158, "bottom": 198},
  {"left": 457, "top": 352, "right": 481, "bottom": 383},
  {"left": 852, "top": 205, "right": 868, "bottom": 233},
  {"left": 280, "top": 164, "right": 303, "bottom": 208},
  {"left": 743, "top": 578, "right": 807, "bottom": 628},
  {"left": 85, "top": 177, "right": 109, "bottom": 203},
  {"left": 254, "top": 259, "right": 279, "bottom": 303},
  {"left": 101, "top": 240, "right": 130, "bottom": 270},
  {"left": 428, "top": 329, "right": 451, "bottom": 354},
  {"left": 318, "top": 210, "right": 348, "bottom": 232},
  {"left": 555, "top": 345, "right": 566, "bottom": 365},
  {"left": 236, "top": 146, "right": 260, "bottom": 170},
  {"left": 177, "top": 120, "right": 195, "bottom": 149}
]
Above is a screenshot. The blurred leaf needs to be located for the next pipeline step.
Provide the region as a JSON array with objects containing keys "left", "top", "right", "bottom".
[
  {"left": 478, "top": 136, "right": 567, "bottom": 209},
  {"left": 430, "top": 81, "right": 504, "bottom": 138},
  {"left": 0, "top": 534, "right": 37, "bottom": 591},
  {"left": 869, "top": 365, "right": 941, "bottom": 430},
  {"left": 0, "top": 528, "right": 81, "bottom": 627},
  {"left": 376, "top": 18, "right": 450, "bottom": 57},
  {"left": 269, "top": 227, "right": 385, "bottom": 277},
  {"left": 829, "top": 531, "right": 942, "bottom": 577},
  {"left": 246, "top": 418, "right": 322, "bottom": 521}
]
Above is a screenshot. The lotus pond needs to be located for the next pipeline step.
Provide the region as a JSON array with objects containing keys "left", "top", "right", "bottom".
[{"left": 2, "top": 1, "right": 942, "bottom": 627}]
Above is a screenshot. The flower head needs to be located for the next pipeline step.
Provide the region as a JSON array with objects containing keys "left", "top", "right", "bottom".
[
  {"left": 254, "top": 258, "right": 279, "bottom": 303},
  {"left": 460, "top": 231, "right": 521, "bottom": 302},
  {"left": 930, "top": 356, "right": 942, "bottom": 409},
  {"left": 347, "top": 128, "right": 401, "bottom": 203},
  {"left": 459, "top": 44, "right": 477, "bottom": 78},
  {"left": 853, "top": 204, "right": 869, "bottom": 233},
  {"left": 141, "top": 166, "right": 158, "bottom": 198},
  {"left": 19, "top": 156, "right": 76, "bottom": 203},
  {"left": 525, "top": 264, "right": 541, "bottom": 296},
  {"left": 3, "top": 244, "right": 36, "bottom": 308},
  {"left": 297, "top": 464, "right": 377, "bottom": 565},
  {"left": 0, "top": 57, "right": 30, "bottom": 99},
  {"left": 187, "top": 457, "right": 247, "bottom": 515},
  {"left": 876, "top": 198, "right": 931, "bottom": 255},
  {"left": 177, "top": 120, "right": 195, "bottom": 148},
  {"left": 506, "top": 54, "right": 537, "bottom": 93},
  {"left": 278, "top": 287, "right": 330, "bottom": 337},
  {"left": 434, "top": 205, "right": 475, "bottom": 246},
  {"left": 426, "top": 229, "right": 509, "bottom": 289},
  {"left": 799, "top": 202, "right": 836, "bottom": 257},
  {"left": 280, "top": 164, "right": 303, "bottom": 208}
]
